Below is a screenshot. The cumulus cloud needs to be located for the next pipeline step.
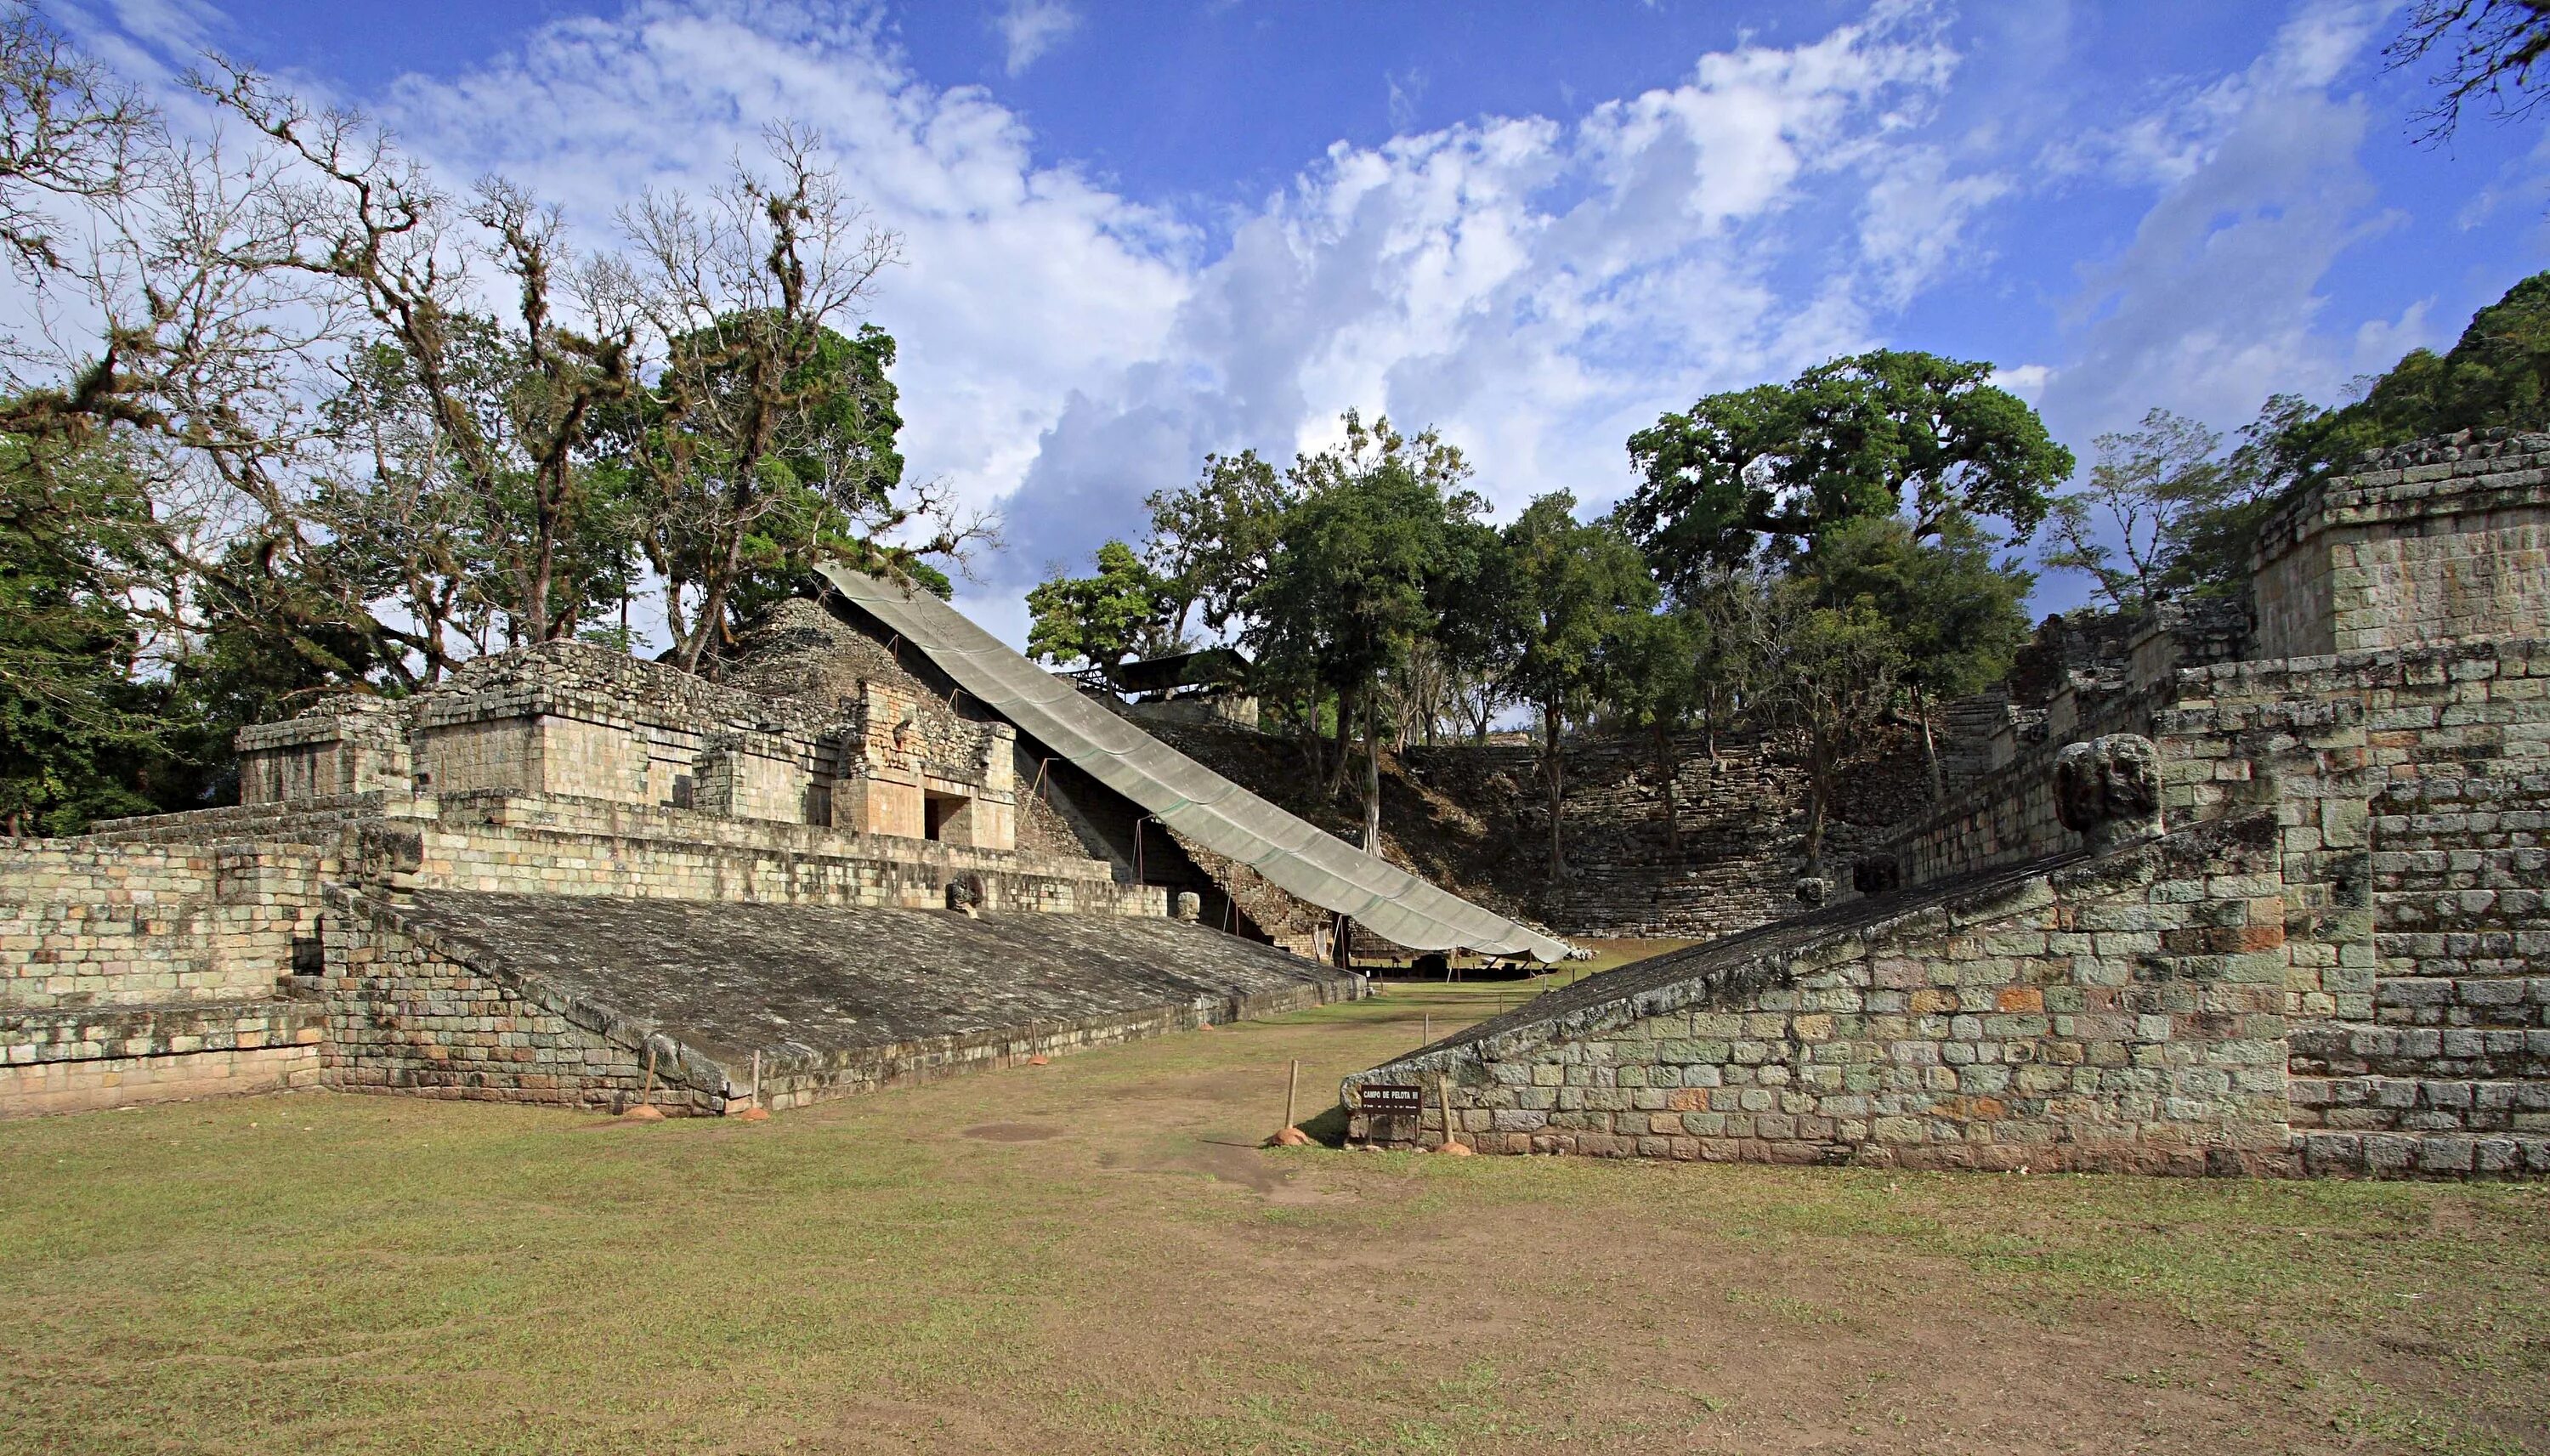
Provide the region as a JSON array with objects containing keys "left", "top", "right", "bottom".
[
  {"left": 998, "top": 3, "right": 1980, "bottom": 591},
  {"left": 2037, "top": 0, "right": 2419, "bottom": 436},
  {"left": 994, "top": 0, "right": 1078, "bottom": 77},
  {"left": 328, "top": 0, "right": 2006, "bottom": 625},
  {"left": 43, "top": 0, "right": 2444, "bottom": 639}
]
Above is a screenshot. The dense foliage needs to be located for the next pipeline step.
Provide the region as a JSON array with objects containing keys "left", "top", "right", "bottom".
[{"left": 1032, "top": 400, "right": 2042, "bottom": 875}]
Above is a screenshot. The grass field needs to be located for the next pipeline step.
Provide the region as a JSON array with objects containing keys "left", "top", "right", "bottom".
[{"left": 4, "top": 976, "right": 2547, "bottom": 1455}]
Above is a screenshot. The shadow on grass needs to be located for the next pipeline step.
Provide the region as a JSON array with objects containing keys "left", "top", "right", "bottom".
[{"left": 1299, "top": 1102, "right": 1351, "bottom": 1147}]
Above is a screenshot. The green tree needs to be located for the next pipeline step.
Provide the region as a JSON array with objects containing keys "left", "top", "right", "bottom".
[
  {"left": 1750, "top": 571, "right": 1906, "bottom": 875},
  {"left": 2065, "top": 271, "right": 2550, "bottom": 604},
  {"left": 1674, "top": 565, "right": 1769, "bottom": 767},
  {"left": 1488, "top": 492, "right": 1658, "bottom": 876},
  {"left": 2043, "top": 409, "right": 2225, "bottom": 615},
  {"left": 1241, "top": 411, "right": 1489, "bottom": 851},
  {"left": 1595, "top": 606, "right": 1702, "bottom": 853},
  {"left": 1025, "top": 540, "right": 1180, "bottom": 669},
  {"left": 605, "top": 310, "right": 922, "bottom": 671},
  {"left": 1142, "top": 449, "right": 1292, "bottom": 639},
  {"left": 2276, "top": 271, "right": 2550, "bottom": 475},
  {"left": 0, "top": 433, "right": 161, "bottom": 833},
  {"left": 1622, "top": 349, "right": 2071, "bottom": 591},
  {"left": 1807, "top": 513, "right": 2034, "bottom": 797}
]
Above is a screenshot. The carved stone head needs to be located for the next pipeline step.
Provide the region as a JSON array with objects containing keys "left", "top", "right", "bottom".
[{"left": 2053, "top": 734, "right": 2162, "bottom": 849}]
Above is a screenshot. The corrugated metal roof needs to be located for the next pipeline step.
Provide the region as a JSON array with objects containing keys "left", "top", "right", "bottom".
[{"left": 817, "top": 565, "right": 1574, "bottom": 961}]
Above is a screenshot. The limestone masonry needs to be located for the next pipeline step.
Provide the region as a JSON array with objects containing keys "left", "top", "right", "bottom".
[
  {"left": 1346, "top": 430, "right": 2550, "bottom": 1178},
  {"left": 10, "top": 428, "right": 2547, "bottom": 1176},
  {"left": 3, "top": 601, "right": 1360, "bottom": 1118}
]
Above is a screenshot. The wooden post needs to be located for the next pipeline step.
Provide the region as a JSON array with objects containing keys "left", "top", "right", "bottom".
[
  {"left": 640, "top": 1043, "right": 657, "bottom": 1103},
  {"left": 1284, "top": 1058, "right": 1300, "bottom": 1131},
  {"left": 1436, "top": 1073, "right": 1457, "bottom": 1148},
  {"left": 751, "top": 1049, "right": 762, "bottom": 1108}
]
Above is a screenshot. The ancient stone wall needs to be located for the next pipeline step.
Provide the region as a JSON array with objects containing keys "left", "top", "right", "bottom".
[
  {"left": 83, "top": 788, "right": 1146, "bottom": 916},
  {"left": 320, "top": 891, "right": 725, "bottom": 1113},
  {"left": 0, "top": 839, "right": 331, "bottom": 1010},
  {"left": 1883, "top": 603, "right": 2252, "bottom": 890},
  {"left": 1348, "top": 819, "right": 2304, "bottom": 1173},
  {"left": 239, "top": 641, "right": 1023, "bottom": 850},
  {"left": 236, "top": 697, "right": 412, "bottom": 802},
  {"left": 0, "top": 1006, "right": 321, "bottom": 1116},
  {"left": 2170, "top": 641, "right": 2549, "bottom": 1176},
  {"left": 388, "top": 813, "right": 1159, "bottom": 916},
  {"left": 1399, "top": 731, "right": 1920, "bottom": 938},
  {"left": 1346, "top": 620, "right": 2548, "bottom": 1176},
  {"left": 2252, "top": 431, "right": 2550, "bottom": 660},
  {"left": 0, "top": 839, "right": 333, "bottom": 1114}
]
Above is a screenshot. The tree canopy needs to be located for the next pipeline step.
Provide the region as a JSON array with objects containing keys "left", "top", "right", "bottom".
[
  {"left": 0, "top": 6, "right": 984, "bottom": 828},
  {"left": 1620, "top": 349, "right": 2072, "bottom": 592},
  {"left": 1025, "top": 540, "right": 1179, "bottom": 669}
]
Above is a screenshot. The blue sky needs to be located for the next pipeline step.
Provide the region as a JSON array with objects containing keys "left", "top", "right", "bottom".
[{"left": 65, "top": 0, "right": 2550, "bottom": 638}]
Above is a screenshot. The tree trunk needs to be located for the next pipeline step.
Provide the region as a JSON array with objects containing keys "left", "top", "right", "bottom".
[
  {"left": 1653, "top": 722, "right": 1680, "bottom": 854},
  {"left": 1914, "top": 683, "right": 1944, "bottom": 800},
  {"left": 525, "top": 504, "right": 556, "bottom": 643},
  {"left": 1363, "top": 688, "right": 1383, "bottom": 854},
  {"left": 1803, "top": 713, "right": 1830, "bottom": 874},
  {"left": 1298, "top": 688, "right": 1323, "bottom": 778},
  {"left": 1326, "top": 684, "right": 1354, "bottom": 802},
  {"left": 1543, "top": 700, "right": 1566, "bottom": 879}
]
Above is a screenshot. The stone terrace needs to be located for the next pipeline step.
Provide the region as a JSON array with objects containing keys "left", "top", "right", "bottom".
[{"left": 329, "top": 892, "right": 1355, "bottom": 1113}]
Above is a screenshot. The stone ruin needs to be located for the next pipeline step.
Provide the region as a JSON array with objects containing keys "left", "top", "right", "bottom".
[
  {"left": 8, "top": 422, "right": 2546, "bottom": 1177},
  {"left": 0, "top": 599, "right": 1363, "bottom": 1118},
  {"left": 1346, "top": 428, "right": 2550, "bottom": 1178}
]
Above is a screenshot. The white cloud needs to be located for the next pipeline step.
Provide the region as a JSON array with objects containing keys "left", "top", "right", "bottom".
[
  {"left": 337, "top": 0, "right": 1997, "bottom": 627},
  {"left": 998, "top": 3, "right": 1981, "bottom": 594},
  {"left": 1857, "top": 144, "right": 2010, "bottom": 307},
  {"left": 48, "top": 0, "right": 2444, "bottom": 641},
  {"left": 1989, "top": 362, "right": 2052, "bottom": 405},
  {"left": 1386, "top": 68, "right": 1427, "bottom": 133},
  {"left": 994, "top": 0, "right": 1078, "bottom": 77},
  {"left": 2037, "top": 0, "right": 2409, "bottom": 440}
]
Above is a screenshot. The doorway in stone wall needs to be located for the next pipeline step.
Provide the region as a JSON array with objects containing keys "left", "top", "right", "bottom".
[{"left": 924, "top": 791, "right": 966, "bottom": 843}]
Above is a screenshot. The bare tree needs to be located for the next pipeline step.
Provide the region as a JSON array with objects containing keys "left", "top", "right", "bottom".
[
  {"left": 2391, "top": 1, "right": 2550, "bottom": 143},
  {"left": 0, "top": 3, "right": 151, "bottom": 279},
  {"left": 202, "top": 66, "right": 635, "bottom": 649},
  {"left": 595, "top": 126, "right": 983, "bottom": 671}
]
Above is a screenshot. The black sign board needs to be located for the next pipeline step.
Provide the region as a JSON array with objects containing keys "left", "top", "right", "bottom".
[{"left": 1359, "top": 1084, "right": 1423, "bottom": 1113}]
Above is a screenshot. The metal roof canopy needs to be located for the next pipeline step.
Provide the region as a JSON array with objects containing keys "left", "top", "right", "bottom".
[{"left": 816, "top": 565, "right": 1573, "bottom": 962}]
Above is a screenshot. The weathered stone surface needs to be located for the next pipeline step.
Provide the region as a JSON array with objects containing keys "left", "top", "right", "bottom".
[
  {"left": 332, "top": 892, "right": 1356, "bottom": 1113},
  {"left": 2054, "top": 734, "right": 2162, "bottom": 848}
]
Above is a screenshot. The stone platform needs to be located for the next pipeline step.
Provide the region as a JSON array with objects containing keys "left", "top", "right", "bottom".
[{"left": 330, "top": 892, "right": 1358, "bottom": 1113}]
